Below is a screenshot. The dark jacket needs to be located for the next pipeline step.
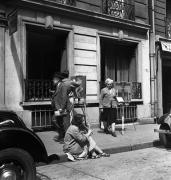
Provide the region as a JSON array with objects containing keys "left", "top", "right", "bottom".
[
  {"left": 62, "top": 78, "right": 81, "bottom": 111},
  {"left": 51, "top": 79, "right": 81, "bottom": 111},
  {"left": 51, "top": 82, "right": 67, "bottom": 111}
]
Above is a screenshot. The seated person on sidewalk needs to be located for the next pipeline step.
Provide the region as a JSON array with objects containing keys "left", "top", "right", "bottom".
[{"left": 63, "top": 114, "right": 110, "bottom": 161}]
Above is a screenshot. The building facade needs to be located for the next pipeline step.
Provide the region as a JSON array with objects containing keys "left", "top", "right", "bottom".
[
  {"left": 0, "top": 0, "right": 151, "bottom": 129},
  {"left": 152, "top": 0, "right": 171, "bottom": 117}
]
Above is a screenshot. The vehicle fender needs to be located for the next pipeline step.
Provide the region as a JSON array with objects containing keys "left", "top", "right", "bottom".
[
  {"left": 158, "top": 113, "right": 171, "bottom": 130},
  {"left": 0, "top": 128, "right": 48, "bottom": 163}
]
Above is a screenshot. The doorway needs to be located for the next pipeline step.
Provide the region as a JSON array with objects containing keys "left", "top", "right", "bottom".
[
  {"left": 26, "top": 25, "right": 69, "bottom": 80},
  {"left": 25, "top": 25, "right": 69, "bottom": 101},
  {"left": 162, "top": 59, "right": 171, "bottom": 114}
]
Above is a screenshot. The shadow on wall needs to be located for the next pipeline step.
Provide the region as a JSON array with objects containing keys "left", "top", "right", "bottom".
[{"left": 10, "top": 35, "right": 24, "bottom": 96}]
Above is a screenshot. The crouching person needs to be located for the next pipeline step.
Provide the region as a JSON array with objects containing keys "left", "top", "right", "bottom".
[{"left": 63, "top": 114, "right": 110, "bottom": 161}]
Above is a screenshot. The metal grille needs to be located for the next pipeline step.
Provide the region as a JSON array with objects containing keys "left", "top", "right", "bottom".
[
  {"left": 102, "top": 0, "right": 135, "bottom": 21},
  {"left": 31, "top": 106, "right": 136, "bottom": 129},
  {"left": 116, "top": 105, "right": 137, "bottom": 123},
  {"left": 58, "top": 0, "right": 76, "bottom": 6},
  {"left": 32, "top": 109, "right": 53, "bottom": 129},
  {"left": 25, "top": 79, "right": 53, "bottom": 102},
  {"left": 100, "top": 81, "right": 142, "bottom": 102},
  {"left": 115, "top": 82, "right": 131, "bottom": 102},
  {"left": 131, "top": 82, "right": 142, "bottom": 99}
]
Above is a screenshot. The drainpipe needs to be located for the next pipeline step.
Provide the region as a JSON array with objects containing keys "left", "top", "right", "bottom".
[{"left": 149, "top": 0, "right": 157, "bottom": 119}]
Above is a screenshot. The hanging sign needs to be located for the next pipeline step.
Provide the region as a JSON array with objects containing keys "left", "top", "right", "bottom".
[{"left": 8, "top": 10, "right": 18, "bottom": 36}]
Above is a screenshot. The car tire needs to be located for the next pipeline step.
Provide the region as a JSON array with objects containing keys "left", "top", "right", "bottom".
[
  {"left": 159, "top": 125, "right": 171, "bottom": 147},
  {"left": 0, "top": 148, "right": 36, "bottom": 180}
]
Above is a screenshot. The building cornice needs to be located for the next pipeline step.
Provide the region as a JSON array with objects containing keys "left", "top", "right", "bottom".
[{"left": 6, "top": 0, "right": 150, "bottom": 34}]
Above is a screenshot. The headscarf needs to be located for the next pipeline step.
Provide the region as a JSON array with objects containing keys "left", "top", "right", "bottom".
[{"left": 105, "top": 78, "right": 113, "bottom": 85}]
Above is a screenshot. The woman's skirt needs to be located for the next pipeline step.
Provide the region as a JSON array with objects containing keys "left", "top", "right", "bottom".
[{"left": 101, "top": 108, "right": 117, "bottom": 125}]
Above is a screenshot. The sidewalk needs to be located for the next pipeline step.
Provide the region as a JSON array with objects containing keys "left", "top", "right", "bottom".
[{"left": 36, "top": 123, "right": 161, "bottom": 163}]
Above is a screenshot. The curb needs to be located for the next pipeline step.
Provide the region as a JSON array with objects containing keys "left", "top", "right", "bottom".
[
  {"left": 38, "top": 140, "right": 161, "bottom": 165},
  {"left": 104, "top": 140, "right": 161, "bottom": 154}
]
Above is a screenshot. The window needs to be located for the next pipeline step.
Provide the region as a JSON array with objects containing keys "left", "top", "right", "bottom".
[{"left": 100, "top": 38, "right": 137, "bottom": 83}]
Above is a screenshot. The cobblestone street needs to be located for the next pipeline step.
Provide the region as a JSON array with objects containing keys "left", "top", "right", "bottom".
[{"left": 37, "top": 147, "right": 171, "bottom": 180}]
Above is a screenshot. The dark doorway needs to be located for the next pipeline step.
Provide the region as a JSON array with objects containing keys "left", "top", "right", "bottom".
[
  {"left": 26, "top": 25, "right": 69, "bottom": 80},
  {"left": 100, "top": 38, "right": 137, "bottom": 83},
  {"left": 162, "top": 59, "right": 171, "bottom": 114},
  {"left": 25, "top": 25, "right": 69, "bottom": 102}
]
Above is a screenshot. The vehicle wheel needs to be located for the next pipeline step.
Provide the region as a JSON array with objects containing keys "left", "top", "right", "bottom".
[
  {"left": 159, "top": 125, "right": 171, "bottom": 147},
  {"left": 0, "top": 148, "right": 36, "bottom": 180}
]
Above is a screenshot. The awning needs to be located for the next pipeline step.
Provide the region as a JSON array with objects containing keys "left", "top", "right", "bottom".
[{"left": 161, "top": 41, "right": 171, "bottom": 52}]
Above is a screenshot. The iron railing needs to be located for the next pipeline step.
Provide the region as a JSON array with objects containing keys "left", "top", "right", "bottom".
[
  {"left": 102, "top": 0, "right": 135, "bottom": 21},
  {"left": 166, "top": 17, "right": 171, "bottom": 38},
  {"left": 116, "top": 105, "right": 137, "bottom": 122},
  {"left": 32, "top": 108, "right": 53, "bottom": 129},
  {"left": 100, "top": 81, "right": 142, "bottom": 102},
  {"left": 131, "top": 82, "right": 142, "bottom": 100},
  {"left": 56, "top": 0, "right": 76, "bottom": 6},
  {"left": 32, "top": 105, "right": 137, "bottom": 129},
  {"left": 25, "top": 79, "right": 53, "bottom": 102},
  {"left": 25, "top": 80, "right": 142, "bottom": 102}
]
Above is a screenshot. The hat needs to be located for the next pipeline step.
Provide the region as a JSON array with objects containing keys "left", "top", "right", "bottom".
[
  {"left": 53, "top": 72, "right": 65, "bottom": 79},
  {"left": 61, "top": 70, "right": 69, "bottom": 79}
]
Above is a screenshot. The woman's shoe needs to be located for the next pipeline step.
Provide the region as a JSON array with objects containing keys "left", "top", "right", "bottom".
[
  {"left": 99, "top": 152, "right": 110, "bottom": 157},
  {"left": 91, "top": 155, "right": 101, "bottom": 159}
]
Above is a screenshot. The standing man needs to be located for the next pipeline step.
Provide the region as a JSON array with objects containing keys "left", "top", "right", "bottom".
[
  {"left": 51, "top": 71, "right": 82, "bottom": 142},
  {"left": 60, "top": 70, "right": 81, "bottom": 131},
  {"left": 51, "top": 72, "right": 67, "bottom": 142}
]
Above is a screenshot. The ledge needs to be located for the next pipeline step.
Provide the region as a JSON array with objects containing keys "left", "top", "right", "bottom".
[
  {"left": 131, "top": 99, "right": 143, "bottom": 102},
  {"left": 7, "top": 0, "right": 150, "bottom": 34},
  {"left": 21, "top": 99, "right": 142, "bottom": 107},
  {"left": 21, "top": 101, "right": 51, "bottom": 106}
]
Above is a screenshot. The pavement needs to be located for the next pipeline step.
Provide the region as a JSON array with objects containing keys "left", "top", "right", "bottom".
[
  {"left": 37, "top": 147, "right": 171, "bottom": 180},
  {"left": 36, "top": 123, "right": 161, "bottom": 163}
]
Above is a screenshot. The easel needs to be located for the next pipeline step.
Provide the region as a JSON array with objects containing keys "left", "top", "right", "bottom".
[{"left": 116, "top": 97, "right": 136, "bottom": 135}]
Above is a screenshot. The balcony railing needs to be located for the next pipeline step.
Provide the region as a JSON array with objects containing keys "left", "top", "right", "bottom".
[
  {"left": 25, "top": 79, "right": 53, "bottom": 102},
  {"left": 102, "top": 0, "right": 135, "bottom": 21},
  {"left": 166, "top": 18, "right": 171, "bottom": 38},
  {"left": 25, "top": 79, "right": 142, "bottom": 102},
  {"left": 51, "top": 0, "right": 135, "bottom": 21},
  {"left": 100, "top": 81, "right": 142, "bottom": 102},
  {"left": 53, "top": 0, "right": 76, "bottom": 6}
]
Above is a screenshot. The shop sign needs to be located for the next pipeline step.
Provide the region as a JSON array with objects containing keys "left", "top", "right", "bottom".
[
  {"left": 161, "top": 41, "right": 171, "bottom": 52},
  {"left": 8, "top": 10, "right": 18, "bottom": 36}
]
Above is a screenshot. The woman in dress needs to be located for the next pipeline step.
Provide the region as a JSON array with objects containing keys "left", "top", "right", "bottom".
[
  {"left": 63, "top": 114, "right": 110, "bottom": 161},
  {"left": 100, "top": 78, "right": 117, "bottom": 137}
]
